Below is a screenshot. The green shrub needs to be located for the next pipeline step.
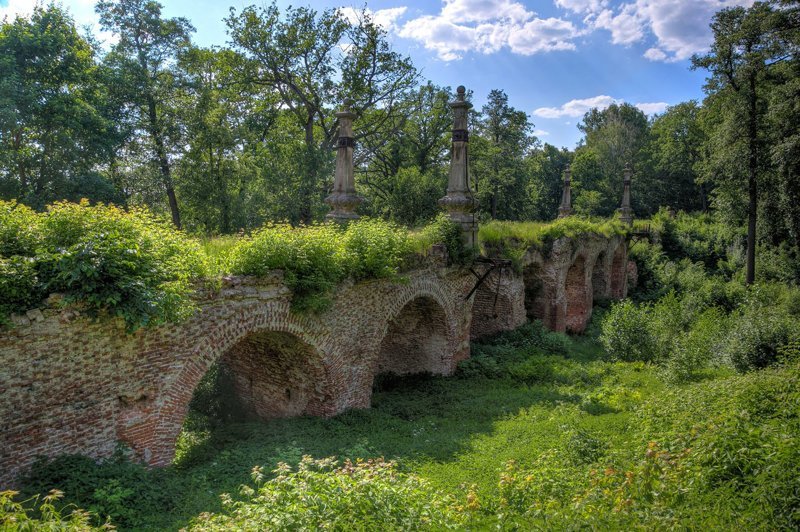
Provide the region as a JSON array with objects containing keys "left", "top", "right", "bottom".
[
  {"left": 0, "top": 489, "right": 106, "bottom": 530},
  {"left": 229, "top": 223, "right": 344, "bottom": 312},
  {"left": 0, "top": 256, "right": 40, "bottom": 324},
  {"left": 0, "top": 200, "right": 207, "bottom": 330},
  {"left": 722, "top": 304, "right": 795, "bottom": 372},
  {"left": 229, "top": 218, "right": 415, "bottom": 312},
  {"left": 340, "top": 218, "right": 412, "bottom": 280},
  {"left": 21, "top": 452, "right": 176, "bottom": 530},
  {"left": 411, "top": 213, "right": 473, "bottom": 266},
  {"left": 0, "top": 199, "right": 41, "bottom": 256},
  {"left": 186, "top": 457, "right": 463, "bottom": 530},
  {"left": 600, "top": 300, "right": 656, "bottom": 362},
  {"left": 664, "top": 307, "right": 728, "bottom": 383}
]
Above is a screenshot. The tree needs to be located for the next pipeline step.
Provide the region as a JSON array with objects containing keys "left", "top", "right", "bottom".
[
  {"left": 357, "top": 82, "right": 451, "bottom": 225},
  {"left": 526, "top": 143, "right": 572, "bottom": 220},
  {"left": 226, "top": 3, "right": 417, "bottom": 223},
  {"left": 471, "top": 89, "right": 535, "bottom": 219},
  {"left": 0, "top": 5, "right": 120, "bottom": 206},
  {"left": 97, "top": 0, "right": 195, "bottom": 228},
  {"left": 575, "top": 103, "right": 650, "bottom": 216},
  {"left": 693, "top": 1, "right": 790, "bottom": 284},
  {"left": 647, "top": 101, "right": 707, "bottom": 213}
]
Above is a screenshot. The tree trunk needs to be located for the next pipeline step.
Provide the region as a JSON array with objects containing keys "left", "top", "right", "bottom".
[
  {"left": 745, "top": 72, "right": 758, "bottom": 285},
  {"left": 147, "top": 95, "right": 182, "bottom": 229},
  {"left": 300, "top": 118, "right": 316, "bottom": 224}
]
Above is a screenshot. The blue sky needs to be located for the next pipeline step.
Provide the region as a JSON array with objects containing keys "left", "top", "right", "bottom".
[{"left": 1, "top": 0, "right": 755, "bottom": 147}]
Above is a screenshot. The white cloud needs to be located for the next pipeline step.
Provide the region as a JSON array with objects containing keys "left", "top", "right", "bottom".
[
  {"left": 635, "top": 101, "right": 668, "bottom": 114},
  {"left": 533, "top": 95, "right": 668, "bottom": 118},
  {"left": 534, "top": 95, "right": 618, "bottom": 118},
  {"left": 339, "top": 6, "right": 408, "bottom": 33},
  {"left": 555, "top": 0, "right": 608, "bottom": 14},
  {"left": 441, "top": 0, "right": 532, "bottom": 23},
  {"left": 594, "top": 4, "right": 646, "bottom": 45},
  {"left": 398, "top": 0, "right": 580, "bottom": 61},
  {"left": 571, "top": 0, "right": 755, "bottom": 61},
  {"left": 533, "top": 129, "right": 551, "bottom": 136}
]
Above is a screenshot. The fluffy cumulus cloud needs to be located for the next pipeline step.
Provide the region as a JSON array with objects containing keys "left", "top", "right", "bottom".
[
  {"left": 398, "top": 0, "right": 580, "bottom": 61},
  {"left": 533, "top": 95, "right": 667, "bottom": 118},
  {"left": 556, "top": 0, "right": 756, "bottom": 62}
]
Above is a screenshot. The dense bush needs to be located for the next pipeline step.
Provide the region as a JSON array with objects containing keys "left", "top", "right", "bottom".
[
  {"left": 599, "top": 300, "right": 655, "bottom": 362},
  {"left": 479, "top": 216, "right": 628, "bottom": 266},
  {"left": 0, "top": 199, "right": 207, "bottom": 329},
  {"left": 410, "top": 213, "right": 474, "bottom": 266},
  {"left": 21, "top": 452, "right": 178, "bottom": 529},
  {"left": 228, "top": 218, "right": 414, "bottom": 312},
  {"left": 186, "top": 457, "right": 463, "bottom": 530}
]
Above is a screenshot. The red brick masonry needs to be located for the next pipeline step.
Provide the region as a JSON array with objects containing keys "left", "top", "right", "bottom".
[{"left": 0, "top": 235, "right": 627, "bottom": 485}]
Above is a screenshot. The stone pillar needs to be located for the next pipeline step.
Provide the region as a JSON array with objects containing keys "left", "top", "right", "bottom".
[
  {"left": 439, "top": 85, "right": 476, "bottom": 247},
  {"left": 557, "top": 164, "right": 573, "bottom": 218},
  {"left": 619, "top": 163, "right": 633, "bottom": 225},
  {"left": 325, "top": 100, "right": 363, "bottom": 222}
]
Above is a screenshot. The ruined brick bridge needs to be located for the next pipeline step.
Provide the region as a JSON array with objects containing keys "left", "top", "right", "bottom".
[{"left": 0, "top": 233, "right": 629, "bottom": 484}]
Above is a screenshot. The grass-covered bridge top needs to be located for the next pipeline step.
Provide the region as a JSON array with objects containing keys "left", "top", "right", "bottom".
[{"left": 0, "top": 199, "right": 628, "bottom": 329}]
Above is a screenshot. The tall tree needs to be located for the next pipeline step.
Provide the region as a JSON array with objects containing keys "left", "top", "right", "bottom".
[
  {"left": 647, "top": 101, "right": 707, "bottom": 213},
  {"left": 97, "top": 0, "right": 194, "bottom": 228},
  {"left": 471, "top": 89, "right": 535, "bottom": 219},
  {"left": 226, "top": 3, "right": 417, "bottom": 223},
  {"left": 693, "top": 1, "right": 789, "bottom": 284},
  {"left": 0, "top": 5, "right": 119, "bottom": 206},
  {"left": 575, "top": 103, "right": 650, "bottom": 216}
]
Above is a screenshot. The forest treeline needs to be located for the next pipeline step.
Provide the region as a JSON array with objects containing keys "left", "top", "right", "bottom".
[{"left": 0, "top": 0, "right": 798, "bottom": 253}]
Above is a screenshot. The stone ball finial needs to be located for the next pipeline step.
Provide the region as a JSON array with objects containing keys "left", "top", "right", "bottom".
[{"left": 456, "top": 85, "right": 466, "bottom": 101}]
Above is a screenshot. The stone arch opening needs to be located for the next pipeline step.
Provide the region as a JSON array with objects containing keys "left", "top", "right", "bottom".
[
  {"left": 592, "top": 251, "right": 608, "bottom": 299},
  {"left": 376, "top": 296, "right": 449, "bottom": 378},
  {"left": 523, "top": 261, "right": 546, "bottom": 321},
  {"left": 565, "top": 255, "right": 591, "bottom": 333},
  {"left": 215, "top": 330, "right": 329, "bottom": 420},
  {"left": 470, "top": 273, "right": 514, "bottom": 340},
  {"left": 143, "top": 324, "right": 331, "bottom": 466},
  {"left": 610, "top": 245, "right": 627, "bottom": 298}
]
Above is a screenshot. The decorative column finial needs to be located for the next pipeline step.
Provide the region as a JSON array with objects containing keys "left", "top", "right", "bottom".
[
  {"left": 325, "top": 99, "right": 363, "bottom": 222},
  {"left": 619, "top": 163, "right": 633, "bottom": 225},
  {"left": 557, "top": 164, "right": 573, "bottom": 218},
  {"left": 439, "top": 85, "right": 476, "bottom": 247}
]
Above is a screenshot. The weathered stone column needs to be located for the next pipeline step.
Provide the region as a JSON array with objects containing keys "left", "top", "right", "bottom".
[
  {"left": 325, "top": 100, "right": 363, "bottom": 222},
  {"left": 439, "top": 85, "right": 476, "bottom": 247},
  {"left": 557, "top": 164, "right": 573, "bottom": 218},
  {"left": 619, "top": 163, "right": 633, "bottom": 225}
]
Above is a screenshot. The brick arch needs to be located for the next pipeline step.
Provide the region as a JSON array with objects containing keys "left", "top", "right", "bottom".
[
  {"left": 140, "top": 304, "right": 335, "bottom": 466},
  {"left": 565, "top": 254, "right": 591, "bottom": 333},
  {"left": 523, "top": 258, "right": 547, "bottom": 322},
  {"left": 591, "top": 250, "right": 610, "bottom": 299},
  {"left": 610, "top": 244, "right": 627, "bottom": 298},
  {"left": 373, "top": 295, "right": 451, "bottom": 378},
  {"left": 470, "top": 276, "right": 513, "bottom": 340}
]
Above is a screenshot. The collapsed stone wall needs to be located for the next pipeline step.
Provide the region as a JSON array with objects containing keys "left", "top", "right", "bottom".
[{"left": 0, "top": 234, "right": 628, "bottom": 485}]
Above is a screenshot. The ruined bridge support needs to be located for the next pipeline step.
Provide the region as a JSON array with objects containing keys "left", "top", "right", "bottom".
[{"left": 0, "top": 235, "right": 627, "bottom": 485}]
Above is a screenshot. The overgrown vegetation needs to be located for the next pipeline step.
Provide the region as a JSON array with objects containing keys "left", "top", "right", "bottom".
[
  {"left": 1, "top": 198, "right": 608, "bottom": 324},
  {"left": 15, "top": 312, "right": 799, "bottom": 529},
  {"left": 0, "top": 199, "right": 206, "bottom": 329},
  {"left": 478, "top": 216, "right": 628, "bottom": 266},
  {"left": 601, "top": 210, "right": 799, "bottom": 382}
]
